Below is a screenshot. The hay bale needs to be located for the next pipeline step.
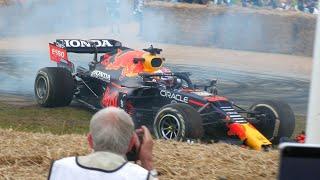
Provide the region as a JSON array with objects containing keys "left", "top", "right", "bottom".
[
  {"left": 0, "top": 129, "right": 279, "bottom": 179},
  {"left": 143, "top": 1, "right": 315, "bottom": 56}
]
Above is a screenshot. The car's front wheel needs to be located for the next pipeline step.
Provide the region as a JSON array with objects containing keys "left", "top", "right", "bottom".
[
  {"left": 250, "top": 100, "right": 295, "bottom": 144},
  {"left": 153, "top": 103, "right": 204, "bottom": 141},
  {"left": 34, "top": 67, "right": 74, "bottom": 107}
]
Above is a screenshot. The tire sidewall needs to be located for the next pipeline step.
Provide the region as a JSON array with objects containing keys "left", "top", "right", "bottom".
[
  {"left": 251, "top": 103, "right": 279, "bottom": 140},
  {"left": 154, "top": 106, "right": 186, "bottom": 140},
  {"left": 35, "top": 70, "right": 51, "bottom": 105},
  {"left": 34, "top": 67, "right": 74, "bottom": 107},
  {"left": 251, "top": 100, "right": 295, "bottom": 144}
]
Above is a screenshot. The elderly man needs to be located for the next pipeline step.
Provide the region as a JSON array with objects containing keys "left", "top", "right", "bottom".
[{"left": 48, "top": 107, "right": 157, "bottom": 180}]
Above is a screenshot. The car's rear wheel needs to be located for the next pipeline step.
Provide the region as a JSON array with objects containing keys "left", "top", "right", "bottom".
[
  {"left": 34, "top": 67, "right": 74, "bottom": 107},
  {"left": 250, "top": 100, "right": 295, "bottom": 144},
  {"left": 154, "top": 103, "right": 204, "bottom": 140}
]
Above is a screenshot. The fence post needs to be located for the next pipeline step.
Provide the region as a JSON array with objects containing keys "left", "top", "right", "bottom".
[{"left": 306, "top": 7, "right": 320, "bottom": 144}]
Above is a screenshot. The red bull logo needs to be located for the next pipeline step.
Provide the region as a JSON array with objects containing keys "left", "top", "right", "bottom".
[{"left": 101, "top": 49, "right": 164, "bottom": 78}]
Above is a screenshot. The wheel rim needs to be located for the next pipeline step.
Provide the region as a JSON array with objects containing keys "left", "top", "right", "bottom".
[
  {"left": 36, "top": 76, "right": 48, "bottom": 99},
  {"left": 159, "top": 114, "right": 181, "bottom": 140},
  {"left": 254, "top": 105, "right": 278, "bottom": 139},
  {"left": 255, "top": 106, "right": 277, "bottom": 125}
]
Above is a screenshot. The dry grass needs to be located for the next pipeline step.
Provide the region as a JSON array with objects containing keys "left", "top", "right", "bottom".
[{"left": 0, "top": 129, "right": 279, "bottom": 180}]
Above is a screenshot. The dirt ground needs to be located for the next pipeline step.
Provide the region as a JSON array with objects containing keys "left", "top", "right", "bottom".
[
  {"left": 0, "top": 93, "right": 34, "bottom": 106},
  {"left": 0, "top": 129, "right": 279, "bottom": 180}
]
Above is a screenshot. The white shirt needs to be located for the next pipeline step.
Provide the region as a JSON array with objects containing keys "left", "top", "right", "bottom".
[{"left": 49, "top": 151, "right": 154, "bottom": 180}]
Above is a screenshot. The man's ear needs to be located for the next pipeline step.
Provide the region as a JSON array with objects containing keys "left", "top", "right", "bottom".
[
  {"left": 87, "top": 133, "right": 94, "bottom": 149},
  {"left": 127, "top": 133, "right": 138, "bottom": 153}
]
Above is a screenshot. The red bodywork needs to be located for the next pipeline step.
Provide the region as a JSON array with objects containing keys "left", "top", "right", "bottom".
[
  {"left": 100, "top": 49, "right": 155, "bottom": 107},
  {"left": 295, "top": 132, "right": 306, "bottom": 143},
  {"left": 102, "top": 86, "right": 119, "bottom": 107},
  {"left": 49, "top": 43, "right": 69, "bottom": 63},
  {"left": 101, "top": 49, "right": 145, "bottom": 78},
  {"left": 227, "top": 123, "right": 247, "bottom": 140},
  {"left": 206, "top": 96, "right": 228, "bottom": 102}
]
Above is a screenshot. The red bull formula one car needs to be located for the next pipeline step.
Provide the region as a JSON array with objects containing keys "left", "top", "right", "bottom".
[{"left": 34, "top": 39, "right": 295, "bottom": 150}]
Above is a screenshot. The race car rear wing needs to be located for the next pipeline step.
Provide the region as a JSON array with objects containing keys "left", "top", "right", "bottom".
[
  {"left": 55, "top": 39, "right": 122, "bottom": 54},
  {"left": 49, "top": 39, "right": 122, "bottom": 72}
]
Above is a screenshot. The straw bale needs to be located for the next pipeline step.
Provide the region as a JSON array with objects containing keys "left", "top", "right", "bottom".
[
  {"left": 0, "top": 129, "right": 279, "bottom": 180},
  {"left": 144, "top": 1, "right": 315, "bottom": 56}
]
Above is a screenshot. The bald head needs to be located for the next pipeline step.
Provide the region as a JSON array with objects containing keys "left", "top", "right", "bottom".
[{"left": 90, "top": 107, "right": 135, "bottom": 155}]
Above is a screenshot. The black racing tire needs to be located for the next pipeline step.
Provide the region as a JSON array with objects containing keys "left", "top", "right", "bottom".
[
  {"left": 250, "top": 100, "right": 295, "bottom": 144},
  {"left": 153, "top": 103, "right": 204, "bottom": 140},
  {"left": 34, "top": 67, "right": 74, "bottom": 107},
  {"left": 196, "top": 0, "right": 210, "bottom": 4}
]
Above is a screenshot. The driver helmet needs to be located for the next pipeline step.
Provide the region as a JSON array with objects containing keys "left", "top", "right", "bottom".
[{"left": 155, "top": 67, "right": 174, "bottom": 87}]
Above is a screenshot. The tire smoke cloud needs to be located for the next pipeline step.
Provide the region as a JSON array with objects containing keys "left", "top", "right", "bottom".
[{"left": 0, "top": 0, "right": 134, "bottom": 37}]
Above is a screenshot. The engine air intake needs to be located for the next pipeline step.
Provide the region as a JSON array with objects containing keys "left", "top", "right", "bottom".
[{"left": 151, "top": 58, "right": 163, "bottom": 68}]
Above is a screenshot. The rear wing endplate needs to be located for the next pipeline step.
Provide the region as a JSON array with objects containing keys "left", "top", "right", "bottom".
[{"left": 48, "top": 39, "right": 121, "bottom": 72}]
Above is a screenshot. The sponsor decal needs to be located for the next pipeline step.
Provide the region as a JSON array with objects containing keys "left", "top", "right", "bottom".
[
  {"left": 49, "top": 43, "right": 68, "bottom": 62},
  {"left": 57, "top": 39, "right": 114, "bottom": 48},
  {"left": 160, "top": 90, "right": 189, "bottom": 103},
  {"left": 90, "top": 70, "right": 111, "bottom": 82},
  {"left": 120, "top": 99, "right": 124, "bottom": 108},
  {"left": 191, "top": 91, "right": 212, "bottom": 97},
  {"left": 102, "top": 87, "right": 118, "bottom": 107},
  {"left": 206, "top": 96, "right": 228, "bottom": 102},
  {"left": 119, "top": 93, "right": 127, "bottom": 108},
  {"left": 105, "top": 49, "right": 145, "bottom": 78}
]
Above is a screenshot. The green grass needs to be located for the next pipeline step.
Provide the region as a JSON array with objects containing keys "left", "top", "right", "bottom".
[
  {"left": 0, "top": 102, "right": 93, "bottom": 135},
  {"left": 0, "top": 102, "right": 306, "bottom": 138}
]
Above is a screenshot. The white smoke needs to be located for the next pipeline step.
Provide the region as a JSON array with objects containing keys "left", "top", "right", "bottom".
[{"left": 0, "top": 0, "right": 135, "bottom": 37}]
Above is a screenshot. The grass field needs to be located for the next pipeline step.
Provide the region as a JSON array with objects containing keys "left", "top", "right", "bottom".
[
  {"left": 0, "top": 101, "right": 306, "bottom": 137},
  {"left": 0, "top": 102, "right": 92, "bottom": 135}
]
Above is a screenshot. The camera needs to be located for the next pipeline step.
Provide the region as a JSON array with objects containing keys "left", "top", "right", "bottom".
[{"left": 126, "top": 131, "right": 143, "bottom": 161}]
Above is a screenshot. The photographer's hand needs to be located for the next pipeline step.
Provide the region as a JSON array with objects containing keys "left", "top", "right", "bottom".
[{"left": 135, "top": 126, "right": 154, "bottom": 170}]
